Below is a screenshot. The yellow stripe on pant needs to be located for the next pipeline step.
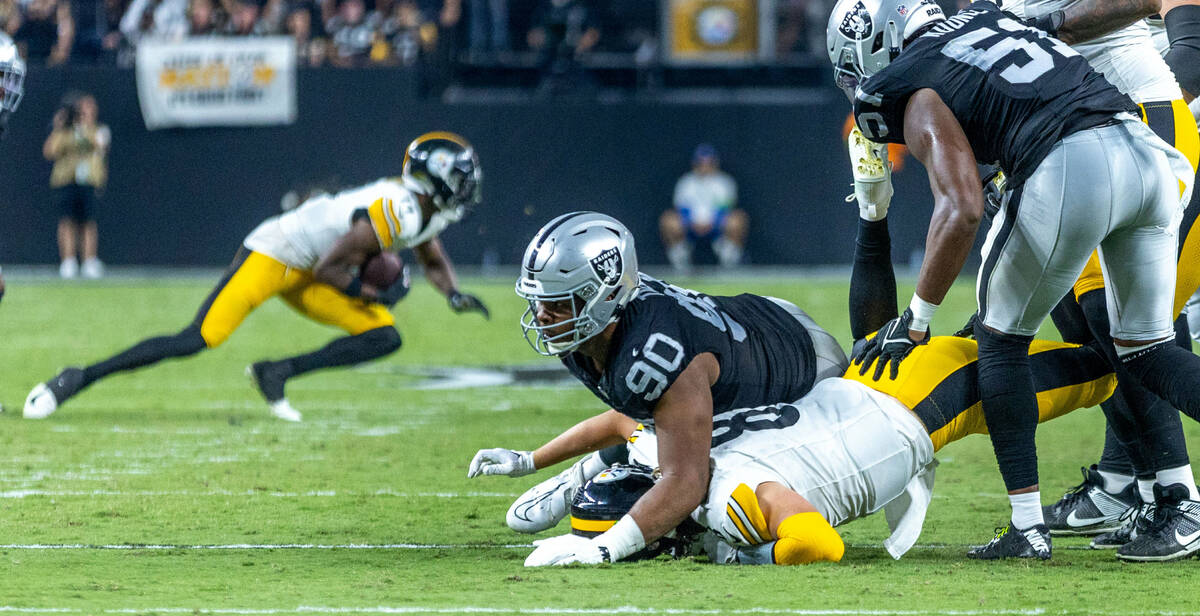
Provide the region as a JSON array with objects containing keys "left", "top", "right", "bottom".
[
  {"left": 195, "top": 250, "right": 394, "bottom": 348},
  {"left": 1073, "top": 99, "right": 1200, "bottom": 315}
]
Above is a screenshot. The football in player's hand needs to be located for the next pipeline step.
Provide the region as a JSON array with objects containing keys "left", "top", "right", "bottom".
[{"left": 360, "top": 252, "right": 404, "bottom": 288}]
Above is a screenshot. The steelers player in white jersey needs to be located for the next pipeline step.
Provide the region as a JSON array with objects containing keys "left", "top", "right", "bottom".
[
  {"left": 469, "top": 199, "right": 1118, "bottom": 566},
  {"left": 23, "top": 132, "right": 490, "bottom": 422}
]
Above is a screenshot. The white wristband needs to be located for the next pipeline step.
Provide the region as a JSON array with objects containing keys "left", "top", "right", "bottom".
[
  {"left": 594, "top": 514, "right": 646, "bottom": 562},
  {"left": 908, "top": 295, "right": 939, "bottom": 332}
]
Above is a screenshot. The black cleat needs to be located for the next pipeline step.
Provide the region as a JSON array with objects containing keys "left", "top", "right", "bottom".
[
  {"left": 1117, "top": 484, "right": 1200, "bottom": 562},
  {"left": 967, "top": 524, "right": 1052, "bottom": 560},
  {"left": 23, "top": 367, "right": 86, "bottom": 419},
  {"left": 1091, "top": 503, "right": 1156, "bottom": 549},
  {"left": 1043, "top": 465, "right": 1137, "bottom": 536},
  {"left": 248, "top": 361, "right": 288, "bottom": 403}
]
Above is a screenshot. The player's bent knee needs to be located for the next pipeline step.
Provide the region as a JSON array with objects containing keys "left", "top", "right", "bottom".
[
  {"left": 174, "top": 324, "right": 209, "bottom": 356},
  {"left": 362, "top": 325, "right": 402, "bottom": 353},
  {"left": 772, "top": 512, "right": 844, "bottom": 565}
]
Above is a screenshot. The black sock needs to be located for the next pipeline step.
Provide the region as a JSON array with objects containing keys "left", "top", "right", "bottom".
[
  {"left": 1098, "top": 423, "right": 1136, "bottom": 476},
  {"left": 849, "top": 217, "right": 898, "bottom": 340},
  {"left": 81, "top": 325, "right": 207, "bottom": 388},
  {"left": 1049, "top": 294, "right": 1093, "bottom": 345},
  {"left": 975, "top": 323, "right": 1039, "bottom": 491},
  {"left": 278, "top": 326, "right": 402, "bottom": 379}
]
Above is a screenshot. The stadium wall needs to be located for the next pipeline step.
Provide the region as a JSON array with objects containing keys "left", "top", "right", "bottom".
[{"left": 0, "top": 66, "right": 937, "bottom": 267}]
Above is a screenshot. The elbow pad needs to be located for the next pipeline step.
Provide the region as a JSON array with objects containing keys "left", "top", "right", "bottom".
[
  {"left": 1165, "top": 5, "right": 1200, "bottom": 96},
  {"left": 772, "top": 512, "right": 845, "bottom": 564}
]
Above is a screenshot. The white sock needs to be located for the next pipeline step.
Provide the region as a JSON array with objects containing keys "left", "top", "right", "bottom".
[
  {"left": 1138, "top": 478, "right": 1157, "bottom": 504},
  {"left": 1009, "top": 491, "right": 1044, "bottom": 529},
  {"left": 1156, "top": 465, "right": 1200, "bottom": 500},
  {"left": 1097, "top": 469, "right": 1134, "bottom": 494}
]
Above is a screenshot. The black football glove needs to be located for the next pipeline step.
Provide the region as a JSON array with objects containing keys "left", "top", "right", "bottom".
[
  {"left": 375, "top": 265, "right": 411, "bottom": 307},
  {"left": 449, "top": 290, "right": 490, "bottom": 319},
  {"left": 953, "top": 312, "right": 979, "bottom": 339},
  {"left": 852, "top": 308, "right": 930, "bottom": 381}
]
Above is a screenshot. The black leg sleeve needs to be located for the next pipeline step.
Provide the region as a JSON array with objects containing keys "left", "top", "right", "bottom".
[
  {"left": 849, "top": 217, "right": 898, "bottom": 341},
  {"left": 1124, "top": 340, "right": 1200, "bottom": 421},
  {"left": 975, "top": 322, "right": 1039, "bottom": 491},
  {"left": 278, "top": 326, "right": 402, "bottom": 379},
  {"left": 1098, "top": 424, "right": 1136, "bottom": 476},
  {"left": 1049, "top": 294, "right": 1094, "bottom": 345},
  {"left": 1077, "top": 290, "right": 1190, "bottom": 474},
  {"left": 80, "top": 324, "right": 207, "bottom": 388},
  {"left": 1164, "top": 5, "right": 1200, "bottom": 96}
]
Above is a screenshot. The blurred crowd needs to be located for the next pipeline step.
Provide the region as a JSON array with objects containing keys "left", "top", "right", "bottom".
[{"left": 0, "top": 0, "right": 847, "bottom": 69}]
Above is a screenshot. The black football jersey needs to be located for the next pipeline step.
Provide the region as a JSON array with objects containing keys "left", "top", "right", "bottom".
[
  {"left": 853, "top": 2, "right": 1136, "bottom": 184},
  {"left": 562, "top": 274, "right": 820, "bottom": 423}
]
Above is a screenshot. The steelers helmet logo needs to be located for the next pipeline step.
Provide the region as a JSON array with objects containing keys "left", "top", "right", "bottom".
[{"left": 839, "top": 1, "right": 873, "bottom": 40}]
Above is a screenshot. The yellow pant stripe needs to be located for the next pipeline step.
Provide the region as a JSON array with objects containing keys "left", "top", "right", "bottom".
[
  {"left": 727, "top": 483, "right": 771, "bottom": 545},
  {"left": 368, "top": 198, "right": 394, "bottom": 249}
]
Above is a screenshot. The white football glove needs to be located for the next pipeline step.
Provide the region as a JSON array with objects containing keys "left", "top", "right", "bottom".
[
  {"left": 467, "top": 448, "right": 536, "bottom": 478},
  {"left": 506, "top": 453, "right": 601, "bottom": 533},
  {"left": 524, "top": 533, "right": 608, "bottom": 567},
  {"left": 846, "top": 126, "right": 893, "bottom": 221}
]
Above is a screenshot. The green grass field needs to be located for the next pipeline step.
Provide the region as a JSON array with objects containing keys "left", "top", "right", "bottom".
[{"left": 1, "top": 273, "right": 1198, "bottom": 616}]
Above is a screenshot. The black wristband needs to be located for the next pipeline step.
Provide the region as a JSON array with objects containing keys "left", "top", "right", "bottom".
[
  {"left": 1033, "top": 9, "right": 1065, "bottom": 37},
  {"left": 344, "top": 277, "right": 363, "bottom": 298}
]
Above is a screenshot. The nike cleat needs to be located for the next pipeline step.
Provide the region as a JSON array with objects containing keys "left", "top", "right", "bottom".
[
  {"left": 248, "top": 362, "right": 300, "bottom": 422},
  {"left": 506, "top": 458, "right": 591, "bottom": 533},
  {"left": 967, "top": 524, "right": 1052, "bottom": 560},
  {"left": 1117, "top": 484, "right": 1200, "bottom": 562},
  {"left": 1043, "top": 465, "right": 1137, "bottom": 535},
  {"left": 23, "top": 367, "right": 86, "bottom": 419},
  {"left": 1091, "top": 503, "right": 1156, "bottom": 549}
]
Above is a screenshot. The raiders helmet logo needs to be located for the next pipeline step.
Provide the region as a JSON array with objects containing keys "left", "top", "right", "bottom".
[
  {"left": 589, "top": 247, "right": 623, "bottom": 286},
  {"left": 838, "top": 1, "right": 873, "bottom": 40}
]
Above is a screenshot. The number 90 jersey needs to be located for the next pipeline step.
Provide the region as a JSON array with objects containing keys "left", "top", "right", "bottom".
[
  {"left": 561, "top": 275, "right": 821, "bottom": 424},
  {"left": 853, "top": 1, "right": 1136, "bottom": 184}
]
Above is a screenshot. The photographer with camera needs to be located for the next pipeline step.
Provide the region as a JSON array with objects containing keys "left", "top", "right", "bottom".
[{"left": 42, "top": 91, "right": 109, "bottom": 279}]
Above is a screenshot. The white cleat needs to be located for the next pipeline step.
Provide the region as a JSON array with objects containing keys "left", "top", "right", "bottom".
[
  {"left": 23, "top": 383, "right": 59, "bottom": 419},
  {"left": 270, "top": 399, "right": 302, "bottom": 422},
  {"left": 846, "top": 126, "right": 893, "bottom": 221},
  {"left": 506, "top": 458, "right": 594, "bottom": 533}
]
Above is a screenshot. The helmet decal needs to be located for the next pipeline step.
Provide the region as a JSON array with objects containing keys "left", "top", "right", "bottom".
[
  {"left": 839, "top": 1, "right": 873, "bottom": 40},
  {"left": 589, "top": 247, "right": 623, "bottom": 286}
]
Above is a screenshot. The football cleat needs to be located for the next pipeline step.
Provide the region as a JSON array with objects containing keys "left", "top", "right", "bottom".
[
  {"left": 247, "top": 363, "right": 301, "bottom": 422},
  {"left": 269, "top": 399, "right": 302, "bottom": 423},
  {"left": 845, "top": 126, "right": 893, "bottom": 220},
  {"left": 23, "top": 367, "right": 85, "bottom": 419},
  {"left": 1043, "top": 465, "right": 1137, "bottom": 535},
  {"left": 507, "top": 456, "right": 595, "bottom": 533},
  {"left": 1090, "top": 503, "right": 1156, "bottom": 549},
  {"left": 1116, "top": 484, "right": 1200, "bottom": 562},
  {"left": 967, "top": 524, "right": 1052, "bottom": 560}
]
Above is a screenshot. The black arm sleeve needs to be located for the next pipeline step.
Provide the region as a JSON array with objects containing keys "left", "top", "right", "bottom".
[
  {"left": 1165, "top": 5, "right": 1200, "bottom": 96},
  {"left": 849, "top": 217, "right": 899, "bottom": 341}
]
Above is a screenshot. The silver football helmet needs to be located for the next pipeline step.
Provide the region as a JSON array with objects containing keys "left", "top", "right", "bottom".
[
  {"left": 402, "top": 131, "right": 482, "bottom": 222},
  {"left": 517, "top": 212, "right": 640, "bottom": 356},
  {"left": 0, "top": 32, "right": 25, "bottom": 116},
  {"left": 826, "top": 0, "right": 944, "bottom": 91}
]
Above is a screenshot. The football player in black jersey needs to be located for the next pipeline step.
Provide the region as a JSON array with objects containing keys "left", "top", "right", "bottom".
[
  {"left": 828, "top": 0, "right": 1198, "bottom": 559},
  {"left": 490, "top": 211, "right": 847, "bottom": 565}
]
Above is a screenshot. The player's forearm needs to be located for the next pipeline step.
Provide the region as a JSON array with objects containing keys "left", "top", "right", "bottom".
[
  {"left": 1055, "top": 0, "right": 1160, "bottom": 44},
  {"left": 415, "top": 239, "right": 459, "bottom": 296},
  {"left": 627, "top": 472, "right": 706, "bottom": 542},
  {"left": 916, "top": 198, "right": 979, "bottom": 305},
  {"left": 531, "top": 410, "right": 633, "bottom": 470}
]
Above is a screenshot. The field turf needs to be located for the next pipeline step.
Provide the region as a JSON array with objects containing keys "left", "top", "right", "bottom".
[{"left": 1, "top": 273, "right": 1198, "bottom": 616}]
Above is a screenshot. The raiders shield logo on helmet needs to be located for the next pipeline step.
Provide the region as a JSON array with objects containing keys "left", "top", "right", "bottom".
[
  {"left": 838, "top": 1, "right": 873, "bottom": 40},
  {"left": 589, "top": 247, "right": 623, "bottom": 286}
]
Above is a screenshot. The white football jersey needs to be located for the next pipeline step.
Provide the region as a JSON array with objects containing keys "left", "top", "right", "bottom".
[
  {"left": 1003, "top": 0, "right": 1181, "bottom": 102},
  {"left": 630, "top": 378, "right": 936, "bottom": 558},
  {"left": 244, "top": 177, "right": 451, "bottom": 270}
]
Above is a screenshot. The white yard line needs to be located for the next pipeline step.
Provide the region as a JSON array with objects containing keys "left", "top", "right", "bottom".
[
  {"left": 0, "top": 490, "right": 518, "bottom": 499},
  {"left": 0, "top": 542, "right": 1105, "bottom": 551},
  {"left": 3, "top": 607, "right": 1198, "bottom": 616}
]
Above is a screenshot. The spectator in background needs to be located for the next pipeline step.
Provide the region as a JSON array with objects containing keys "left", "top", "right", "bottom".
[
  {"left": 256, "top": 0, "right": 288, "bottom": 33},
  {"left": 466, "top": 0, "right": 505, "bottom": 55},
  {"left": 43, "top": 92, "right": 110, "bottom": 279},
  {"left": 71, "top": 0, "right": 124, "bottom": 63},
  {"left": 287, "top": 1, "right": 327, "bottom": 65},
  {"left": 120, "top": 0, "right": 188, "bottom": 44},
  {"left": 325, "top": 0, "right": 379, "bottom": 66},
  {"left": 527, "top": 0, "right": 598, "bottom": 96},
  {"left": 1, "top": 0, "right": 21, "bottom": 35},
  {"left": 377, "top": 0, "right": 430, "bottom": 65},
  {"left": 15, "top": 0, "right": 74, "bottom": 65},
  {"left": 660, "top": 143, "right": 747, "bottom": 270},
  {"left": 187, "top": 0, "right": 221, "bottom": 34},
  {"left": 221, "top": 0, "right": 262, "bottom": 35}
]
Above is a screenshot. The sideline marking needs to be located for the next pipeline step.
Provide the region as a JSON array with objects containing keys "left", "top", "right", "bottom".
[
  {"left": 0, "top": 542, "right": 1103, "bottom": 551},
  {"left": 0, "top": 490, "right": 517, "bottom": 499},
  {"left": 5, "top": 607, "right": 1200, "bottom": 616}
]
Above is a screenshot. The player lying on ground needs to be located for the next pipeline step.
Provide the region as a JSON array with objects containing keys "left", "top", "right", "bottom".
[
  {"left": 829, "top": 0, "right": 1197, "bottom": 560},
  {"left": 468, "top": 210, "right": 1116, "bottom": 565},
  {"left": 23, "top": 132, "right": 490, "bottom": 422}
]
